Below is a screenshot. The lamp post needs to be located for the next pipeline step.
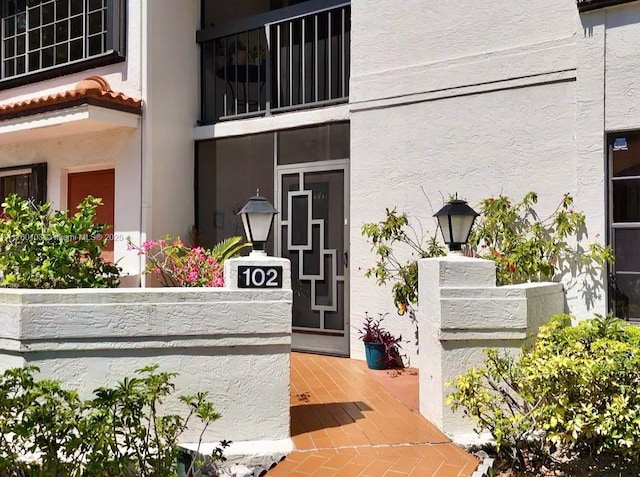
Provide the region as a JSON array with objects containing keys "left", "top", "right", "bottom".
[
  {"left": 238, "top": 194, "right": 279, "bottom": 256},
  {"left": 433, "top": 197, "right": 479, "bottom": 253}
]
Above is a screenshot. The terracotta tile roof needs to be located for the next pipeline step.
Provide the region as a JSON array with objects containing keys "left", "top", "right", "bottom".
[{"left": 0, "top": 76, "right": 142, "bottom": 121}]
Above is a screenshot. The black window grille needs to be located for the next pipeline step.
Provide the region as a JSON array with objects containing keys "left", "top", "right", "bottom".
[{"left": 0, "top": 0, "right": 124, "bottom": 84}]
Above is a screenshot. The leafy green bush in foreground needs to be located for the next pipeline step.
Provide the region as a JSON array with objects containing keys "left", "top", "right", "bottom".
[
  {"left": 0, "top": 194, "right": 120, "bottom": 288},
  {"left": 0, "top": 365, "right": 227, "bottom": 477},
  {"left": 448, "top": 314, "right": 640, "bottom": 468}
]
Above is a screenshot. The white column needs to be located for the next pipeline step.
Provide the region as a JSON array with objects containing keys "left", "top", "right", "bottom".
[{"left": 418, "top": 255, "right": 564, "bottom": 444}]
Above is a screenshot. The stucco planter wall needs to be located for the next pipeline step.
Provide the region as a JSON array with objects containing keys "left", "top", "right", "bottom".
[
  {"left": 0, "top": 266, "right": 292, "bottom": 449},
  {"left": 418, "top": 256, "right": 565, "bottom": 444}
]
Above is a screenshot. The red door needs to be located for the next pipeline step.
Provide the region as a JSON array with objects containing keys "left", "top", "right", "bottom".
[{"left": 67, "top": 169, "right": 115, "bottom": 262}]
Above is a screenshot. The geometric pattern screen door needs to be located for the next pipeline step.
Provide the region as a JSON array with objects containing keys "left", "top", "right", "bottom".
[{"left": 278, "top": 165, "right": 348, "bottom": 355}]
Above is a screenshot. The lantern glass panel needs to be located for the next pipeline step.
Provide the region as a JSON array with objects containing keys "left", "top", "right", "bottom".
[
  {"left": 450, "top": 214, "right": 476, "bottom": 243},
  {"left": 437, "top": 215, "right": 452, "bottom": 244},
  {"left": 245, "top": 212, "right": 274, "bottom": 242}
]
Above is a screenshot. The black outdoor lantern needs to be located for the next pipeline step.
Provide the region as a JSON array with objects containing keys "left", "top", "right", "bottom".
[
  {"left": 433, "top": 197, "right": 479, "bottom": 252},
  {"left": 238, "top": 194, "right": 279, "bottom": 255}
]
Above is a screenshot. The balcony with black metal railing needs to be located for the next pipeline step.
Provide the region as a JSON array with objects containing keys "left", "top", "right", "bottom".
[
  {"left": 576, "top": 0, "right": 637, "bottom": 12},
  {"left": 197, "top": 1, "right": 350, "bottom": 124}
]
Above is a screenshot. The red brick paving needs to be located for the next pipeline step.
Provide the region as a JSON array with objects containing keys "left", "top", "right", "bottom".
[{"left": 265, "top": 353, "right": 478, "bottom": 477}]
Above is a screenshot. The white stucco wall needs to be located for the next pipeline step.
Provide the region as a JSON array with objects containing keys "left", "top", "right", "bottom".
[
  {"left": 142, "top": 0, "right": 200, "bottom": 250},
  {"left": 0, "top": 127, "right": 142, "bottom": 279},
  {"left": 0, "top": 286, "right": 292, "bottom": 446},
  {"left": 418, "top": 256, "right": 565, "bottom": 443},
  {"left": 348, "top": 0, "right": 627, "bottom": 361}
]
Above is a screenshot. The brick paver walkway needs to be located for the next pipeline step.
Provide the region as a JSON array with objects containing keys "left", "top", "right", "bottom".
[{"left": 265, "top": 353, "right": 479, "bottom": 477}]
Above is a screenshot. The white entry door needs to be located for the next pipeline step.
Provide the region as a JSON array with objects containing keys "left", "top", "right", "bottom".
[{"left": 276, "top": 161, "right": 349, "bottom": 356}]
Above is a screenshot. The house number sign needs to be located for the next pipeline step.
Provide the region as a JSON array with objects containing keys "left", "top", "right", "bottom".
[{"left": 237, "top": 266, "right": 283, "bottom": 288}]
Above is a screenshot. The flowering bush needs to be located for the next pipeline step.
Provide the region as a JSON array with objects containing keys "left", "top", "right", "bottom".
[
  {"left": 469, "top": 192, "right": 614, "bottom": 285},
  {"left": 128, "top": 236, "right": 248, "bottom": 287},
  {"left": 362, "top": 192, "right": 614, "bottom": 313}
]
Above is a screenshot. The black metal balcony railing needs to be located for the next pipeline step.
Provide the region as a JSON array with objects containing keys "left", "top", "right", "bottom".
[
  {"left": 199, "top": 3, "right": 350, "bottom": 123},
  {"left": 576, "top": 0, "right": 637, "bottom": 12}
]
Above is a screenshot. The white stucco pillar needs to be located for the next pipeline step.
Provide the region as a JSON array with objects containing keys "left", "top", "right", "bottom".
[
  {"left": 418, "top": 256, "right": 495, "bottom": 432},
  {"left": 418, "top": 255, "right": 564, "bottom": 444},
  {"left": 224, "top": 254, "right": 292, "bottom": 291}
]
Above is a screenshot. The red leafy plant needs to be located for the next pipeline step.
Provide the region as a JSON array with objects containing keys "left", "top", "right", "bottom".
[{"left": 357, "top": 313, "right": 404, "bottom": 368}]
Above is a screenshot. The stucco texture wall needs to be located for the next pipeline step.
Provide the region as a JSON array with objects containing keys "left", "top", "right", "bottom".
[
  {"left": 350, "top": 0, "right": 577, "bottom": 77},
  {"left": 142, "top": 0, "right": 200, "bottom": 246},
  {"left": 0, "top": 287, "right": 292, "bottom": 444},
  {"left": 350, "top": 81, "right": 582, "bottom": 361},
  {"left": 346, "top": 0, "right": 626, "bottom": 361},
  {"left": 0, "top": 128, "right": 142, "bottom": 279}
]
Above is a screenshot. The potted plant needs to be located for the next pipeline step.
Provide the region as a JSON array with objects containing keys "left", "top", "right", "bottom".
[
  {"left": 226, "top": 38, "right": 247, "bottom": 65},
  {"left": 357, "top": 313, "right": 403, "bottom": 370}
]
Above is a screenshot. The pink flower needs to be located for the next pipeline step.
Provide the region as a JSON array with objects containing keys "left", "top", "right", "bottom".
[{"left": 142, "top": 241, "right": 155, "bottom": 251}]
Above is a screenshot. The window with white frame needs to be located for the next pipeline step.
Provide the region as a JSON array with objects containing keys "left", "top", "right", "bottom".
[{"left": 1, "top": 0, "right": 124, "bottom": 82}]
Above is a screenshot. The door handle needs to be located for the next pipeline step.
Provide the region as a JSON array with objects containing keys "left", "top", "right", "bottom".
[{"left": 343, "top": 251, "right": 349, "bottom": 269}]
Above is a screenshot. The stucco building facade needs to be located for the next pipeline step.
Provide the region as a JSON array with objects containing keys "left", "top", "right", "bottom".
[{"left": 0, "top": 0, "right": 637, "bottom": 362}]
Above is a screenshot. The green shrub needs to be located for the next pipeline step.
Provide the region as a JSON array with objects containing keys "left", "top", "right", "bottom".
[
  {"left": 0, "top": 194, "right": 120, "bottom": 288},
  {"left": 361, "top": 208, "right": 445, "bottom": 315},
  {"left": 0, "top": 365, "right": 227, "bottom": 477},
  {"left": 469, "top": 192, "right": 614, "bottom": 285},
  {"left": 361, "top": 192, "right": 613, "bottom": 314},
  {"left": 447, "top": 314, "right": 640, "bottom": 467}
]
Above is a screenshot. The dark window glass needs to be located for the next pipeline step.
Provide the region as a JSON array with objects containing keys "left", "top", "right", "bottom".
[
  {"left": 42, "top": 24, "right": 54, "bottom": 45},
  {"left": 613, "top": 229, "right": 640, "bottom": 272},
  {"left": 28, "top": 28, "right": 39, "bottom": 48},
  {"left": 27, "top": 50, "right": 38, "bottom": 69},
  {"left": 69, "top": 14, "right": 81, "bottom": 37},
  {"left": 612, "top": 179, "right": 640, "bottom": 223},
  {"left": 15, "top": 54, "right": 24, "bottom": 73},
  {"left": 612, "top": 134, "right": 640, "bottom": 177},
  {"left": 612, "top": 274, "right": 640, "bottom": 320},
  {"left": 42, "top": 2, "right": 54, "bottom": 24},
  {"left": 55, "top": 0, "right": 67, "bottom": 20},
  {"left": 278, "top": 122, "right": 350, "bottom": 165},
  {"left": 41, "top": 45, "right": 53, "bottom": 65},
  {"left": 15, "top": 33, "right": 24, "bottom": 53},
  {"left": 54, "top": 20, "right": 67, "bottom": 42},
  {"left": 70, "top": 0, "right": 82, "bottom": 15},
  {"left": 69, "top": 37, "right": 81, "bottom": 59},
  {"left": 3, "top": 59, "right": 13, "bottom": 75},
  {"left": 0, "top": 163, "right": 46, "bottom": 204},
  {"left": 88, "top": 11, "right": 101, "bottom": 34},
  {"left": 27, "top": 7, "right": 38, "bottom": 27},
  {"left": 4, "top": 17, "right": 14, "bottom": 36},
  {"left": 88, "top": 33, "right": 101, "bottom": 55},
  {"left": 4, "top": 39, "right": 14, "bottom": 57}
]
